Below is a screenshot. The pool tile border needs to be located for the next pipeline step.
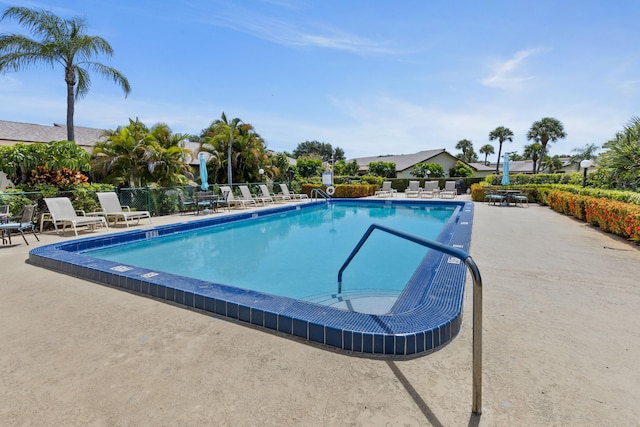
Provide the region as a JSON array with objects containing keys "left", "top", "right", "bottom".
[{"left": 29, "top": 199, "right": 474, "bottom": 357}]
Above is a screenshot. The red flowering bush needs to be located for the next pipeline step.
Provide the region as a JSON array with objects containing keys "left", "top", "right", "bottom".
[
  {"left": 29, "top": 166, "right": 89, "bottom": 189},
  {"left": 549, "top": 190, "right": 640, "bottom": 242}
]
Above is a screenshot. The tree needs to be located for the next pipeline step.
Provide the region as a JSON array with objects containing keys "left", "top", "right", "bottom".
[
  {"left": 541, "top": 155, "right": 563, "bottom": 173},
  {"left": 599, "top": 116, "right": 640, "bottom": 189},
  {"left": 410, "top": 162, "right": 445, "bottom": 178},
  {"left": 292, "top": 141, "right": 345, "bottom": 162},
  {"left": 368, "top": 161, "right": 396, "bottom": 178},
  {"left": 523, "top": 143, "right": 543, "bottom": 173},
  {"left": 526, "top": 117, "right": 566, "bottom": 173},
  {"left": 479, "top": 144, "right": 494, "bottom": 165},
  {"left": 0, "top": 7, "right": 130, "bottom": 142},
  {"left": 296, "top": 157, "right": 323, "bottom": 178},
  {"left": 91, "top": 118, "right": 158, "bottom": 187},
  {"left": 488, "top": 126, "right": 514, "bottom": 174},
  {"left": 199, "top": 112, "right": 242, "bottom": 185},
  {"left": 455, "top": 139, "right": 478, "bottom": 163},
  {"left": 570, "top": 143, "right": 599, "bottom": 170},
  {"left": 449, "top": 161, "right": 474, "bottom": 177},
  {"left": 147, "top": 123, "right": 193, "bottom": 186}
]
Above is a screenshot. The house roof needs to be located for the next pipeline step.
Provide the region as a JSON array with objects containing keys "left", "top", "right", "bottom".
[
  {"left": 0, "top": 120, "right": 107, "bottom": 148},
  {"left": 350, "top": 149, "right": 455, "bottom": 171},
  {"left": 469, "top": 160, "right": 535, "bottom": 174}
]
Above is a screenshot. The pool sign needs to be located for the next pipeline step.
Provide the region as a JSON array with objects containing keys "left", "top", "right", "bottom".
[{"left": 322, "top": 172, "right": 333, "bottom": 186}]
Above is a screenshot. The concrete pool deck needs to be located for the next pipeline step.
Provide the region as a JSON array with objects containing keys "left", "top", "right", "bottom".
[{"left": 1, "top": 195, "right": 639, "bottom": 425}]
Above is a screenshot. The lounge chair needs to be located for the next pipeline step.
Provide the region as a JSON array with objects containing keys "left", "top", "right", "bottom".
[
  {"left": 375, "top": 181, "right": 396, "bottom": 198},
  {"left": 420, "top": 181, "right": 439, "bottom": 199},
  {"left": 439, "top": 181, "right": 457, "bottom": 199},
  {"left": 405, "top": 181, "right": 421, "bottom": 198},
  {"left": 279, "top": 183, "right": 308, "bottom": 200},
  {"left": 95, "top": 192, "right": 152, "bottom": 227},
  {"left": 220, "top": 186, "right": 256, "bottom": 209},
  {"left": 0, "top": 204, "right": 39, "bottom": 245},
  {"left": 44, "top": 197, "right": 108, "bottom": 236},
  {"left": 240, "top": 185, "right": 271, "bottom": 206},
  {"left": 258, "top": 184, "right": 278, "bottom": 203}
]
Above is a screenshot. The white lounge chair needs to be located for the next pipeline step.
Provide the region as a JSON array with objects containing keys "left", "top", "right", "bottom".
[
  {"left": 279, "top": 183, "right": 308, "bottom": 200},
  {"left": 258, "top": 184, "right": 277, "bottom": 204},
  {"left": 95, "top": 192, "right": 152, "bottom": 227},
  {"left": 240, "top": 185, "right": 271, "bottom": 206},
  {"left": 375, "top": 181, "right": 396, "bottom": 198},
  {"left": 439, "top": 181, "right": 457, "bottom": 199},
  {"left": 405, "top": 181, "right": 421, "bottom": 198},
  {"left": 44, "top": 197, "right": 108, "bottom": 236},
  {"left": 419, "top": 181, "right": 439, "bottom": 199},
  {"left": 220, "top": 186, "right": 256, "bottom": 209}
]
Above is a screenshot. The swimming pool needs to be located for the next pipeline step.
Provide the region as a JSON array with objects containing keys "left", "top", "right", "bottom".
[{"left": 29, "top": 198, "right": 474, "bottom": 356}]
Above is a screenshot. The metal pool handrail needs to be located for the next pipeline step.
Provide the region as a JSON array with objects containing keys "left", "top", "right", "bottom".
[
  {"left": 310, "top": 188, "right": 332, "bottom": 201},
  {"left": 337, "top": 223, "right": 483, "bottom": 415}
]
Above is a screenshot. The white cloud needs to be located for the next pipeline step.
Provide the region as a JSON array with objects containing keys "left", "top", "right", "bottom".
[{"left": 481, "top": 48, "right": 544, "bottom": 91}]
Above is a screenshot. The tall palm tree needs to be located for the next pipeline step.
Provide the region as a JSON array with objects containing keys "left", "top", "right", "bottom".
[
  {"left": 526, "top": 117, "right": 566, "bottom": 174},
  {"left": 488, "top": 126, "right": 514, "bottom": 174},
  {"left": 0, "top": 7, "right": 130, "bottom": 142},
  {"left": 212, "top": 112, "right": 242, "bottom": 185},
  {"left": 148, "top": 123, "right": 194, "bottom": 186},
  {"left": 455, "top": 139, "right": 477, "bottom": 163},
  {"left": 479, "top": 144, "right": 494, "bottom": 165},
  {"left": 523, "top": 143, "right": 543, "bottom": 174},
  {"left": 599, "top": 116, "right": 640, "bottom": 189}
]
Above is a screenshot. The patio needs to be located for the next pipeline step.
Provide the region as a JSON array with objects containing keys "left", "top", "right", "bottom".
[{"left": 1, "top": 195, "right": 638, "bottom": 425}]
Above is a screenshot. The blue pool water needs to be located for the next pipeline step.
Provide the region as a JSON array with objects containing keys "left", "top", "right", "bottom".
[
  {"left": 29, "top": 199, "right": 474, "bottom": 356},
  {"left": 86, "top": 203, "right": 454, "bottom": 311}
]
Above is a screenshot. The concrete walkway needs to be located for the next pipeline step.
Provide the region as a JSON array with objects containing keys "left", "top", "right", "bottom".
[{"left": 1, "top": 196, "right": 639, "bottom": 425}]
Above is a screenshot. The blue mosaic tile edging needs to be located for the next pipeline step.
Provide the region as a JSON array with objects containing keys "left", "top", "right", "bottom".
[{"left": 29, "top": 199, "right": 474, "bottom": 357}]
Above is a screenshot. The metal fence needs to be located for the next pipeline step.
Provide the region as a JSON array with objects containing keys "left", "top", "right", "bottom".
[{"left": 0, "top": 181, "right": 292, "bottom": 221}]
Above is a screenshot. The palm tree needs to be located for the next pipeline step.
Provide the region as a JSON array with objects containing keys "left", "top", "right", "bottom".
[
  {"left": 148, "top": 123, "right": 194, "bottom": 186},
  {"left": 570, "top": 143, "right": 599, "bottom": 170},
  {"left": 479, "top": 144, "right": 494, "bottom": 165},
  {"left": 541, "top": 155, "right": 563, "bottom": 173},
  {"left": 523, "top": 143, "right": 543, "bottom": 174},
  {"left": 488, "top": 126, "right": 514, "bottom": 174},
  {"left": 211, "top": 113, "right": 242, "bottom": 185},
  {"left": 526, "top": 117, "right": 566, "bottom": 173},
  {"left": 599, "top": 116, "right": 640, "bottom": 189},
  {"left": 455, "top": 139, "right": 478, "bottom": 163},
  {"left": 0, "top": 7, "right": 130, "bottom": 142},
  {"left": 91, "top": 118, "right": 157, "bottom": 187}
]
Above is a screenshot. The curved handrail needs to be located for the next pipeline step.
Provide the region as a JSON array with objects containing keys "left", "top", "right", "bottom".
[
  {"left": 337, "top": 223, "right": 483, "bottom": 415},
  {"left": 310, "top": 188, "right": 331, "bottom": 201}
]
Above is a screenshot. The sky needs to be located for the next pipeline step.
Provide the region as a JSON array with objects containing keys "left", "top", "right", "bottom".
[{"left": 1, "top": 0, "right": 639, "bottom": 162}]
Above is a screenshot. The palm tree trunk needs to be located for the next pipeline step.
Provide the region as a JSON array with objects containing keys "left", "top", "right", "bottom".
[
  {"left": 227, "top": 139, "right": 232, "bottom": 185},
  {"left": 495, "top": 142, "right": 503, "bottom": 175},
  {"left": 65, "top": 66, "right": 76, "bottom": 142}
]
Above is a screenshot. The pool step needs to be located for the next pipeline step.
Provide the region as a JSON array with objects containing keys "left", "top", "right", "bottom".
[{"left": 305, "top": 289, "right": 400, "bottom": 315}]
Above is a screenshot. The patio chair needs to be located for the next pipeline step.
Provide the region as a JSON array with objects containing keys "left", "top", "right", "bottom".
[
  {"left": 195, "top": 191, "right": 217, "bottom": 215},
  {"left": 484, "top": 190, "right": 505, "bottom": 206},
  {"left": 44, "top": 197, "right": 108, "bottom": 236},
  {"left": 279, "top": 183, "right": 308, "bottom": 200},
  {"left": 220, "top": 186, "right": 256, "bottom": 209},
  {"left": 405, "top": 181, "right": 421, "bottom": 198},
  {"left": 375, "top": 181, "right": 396, "bottom": 198},
  {"left": 258, "top": 184, "right": 278, "bottom": 203},
  {"left": 420, "top": 181, "right": 439, "bottom": 199},
  {"left": 0, "top": 204, "right": 39, "bottom": 245},
  {"left": 510, "top": 192, "right": 529, "bottom": 207},
  {"left": 439, "top": 181, "right": 457, "bottom": 199},
  {"left": 95, "top": 192, "right": 152, "bottom": 227},
  {"left": 240, "top": 185, "right": 271, "bottom": 206}
]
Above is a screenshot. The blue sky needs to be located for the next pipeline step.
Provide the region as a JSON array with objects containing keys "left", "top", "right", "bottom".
[{"left": 1, "top": 0, "right": 639, "bottom": 161}]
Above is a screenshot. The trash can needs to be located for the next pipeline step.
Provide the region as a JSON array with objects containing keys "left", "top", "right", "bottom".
[{"left": 455, "top": 179, "right": 467, "bottom": 195}]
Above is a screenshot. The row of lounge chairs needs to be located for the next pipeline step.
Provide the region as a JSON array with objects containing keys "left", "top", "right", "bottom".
[
  {"left": 393, "top": 180, "right": 458, "bottom": 199},
  {"left": 183, "top": 184, "right": 309, "bottom": 214}
]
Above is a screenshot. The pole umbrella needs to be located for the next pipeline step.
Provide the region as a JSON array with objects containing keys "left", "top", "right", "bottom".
[
  {"left": 501, "top": 152, "right": 510, "bottom": 186},
  {"left": 199, "top": 153, "right": 209, "bottom": 191}
]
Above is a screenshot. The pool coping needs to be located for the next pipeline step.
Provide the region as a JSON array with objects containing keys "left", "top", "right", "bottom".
[{"left": 29, "top": 198, "right": 474, "bottom": 357}]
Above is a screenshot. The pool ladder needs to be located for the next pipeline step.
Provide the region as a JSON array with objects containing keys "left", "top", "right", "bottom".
[
  {"left": 310, "top": 188, "right": 332, "bottom": 201},
  {"left": 338, "top": 223, "right": 483, "bottom": 415}
]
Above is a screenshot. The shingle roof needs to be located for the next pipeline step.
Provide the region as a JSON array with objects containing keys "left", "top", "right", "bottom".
[
  {"left": 350, "top": 149, "right": 452, "bottom": 171},
  {"left": 469, "top": 160, "right": 535, "bottom": 173},
  {"left": 0, "top": 120, "right": 107, "bottom": 147}
]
